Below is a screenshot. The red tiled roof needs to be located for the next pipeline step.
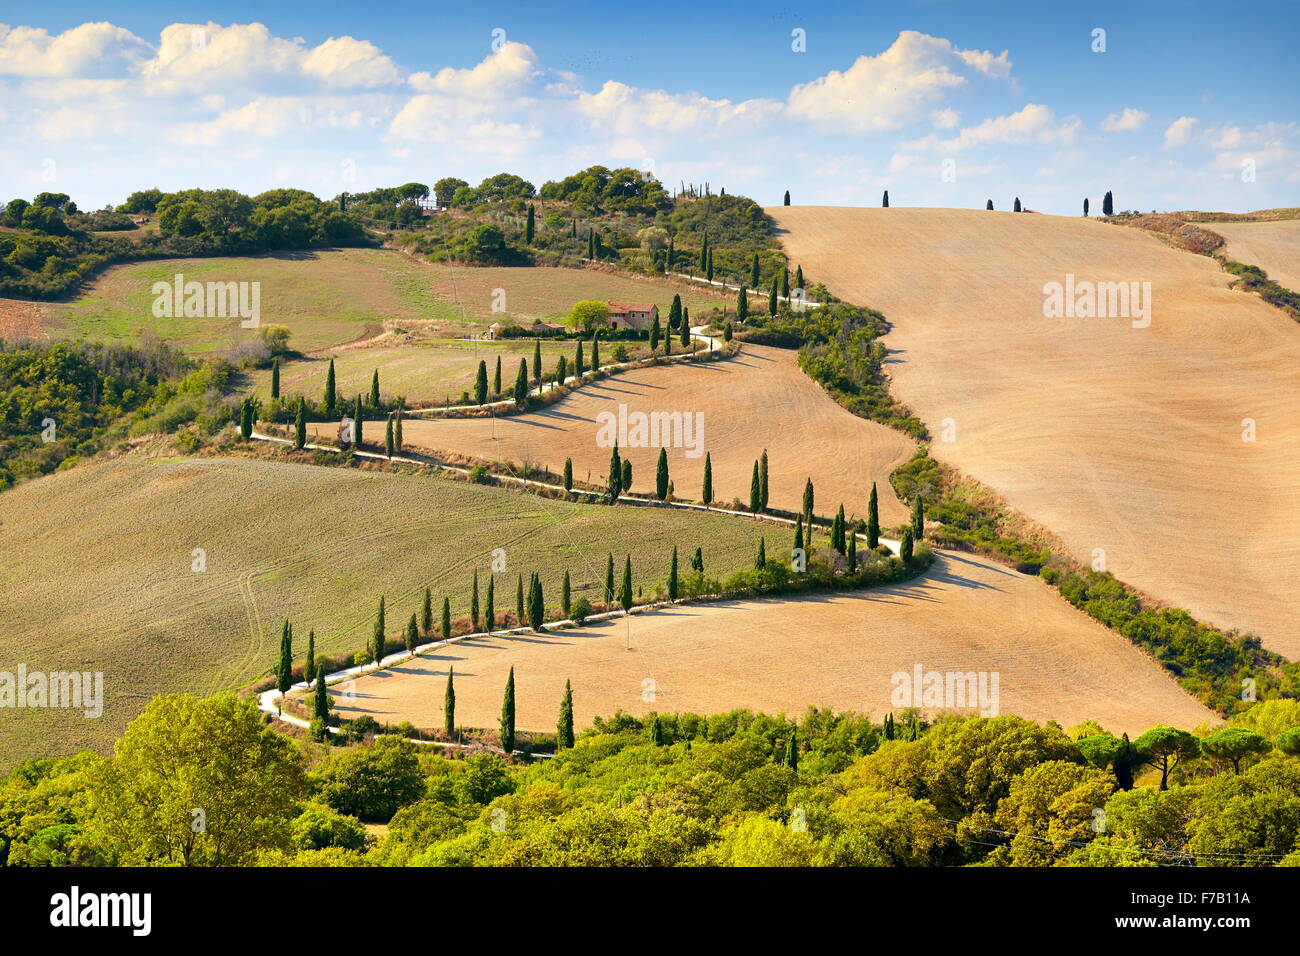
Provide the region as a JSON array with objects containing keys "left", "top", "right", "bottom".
[{"left": 607, "top": 301, "right": 656, "bottom": 313}]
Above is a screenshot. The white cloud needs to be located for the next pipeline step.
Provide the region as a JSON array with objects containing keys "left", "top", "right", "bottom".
[
  {"left": 930, "top": 108, "right": 960, "bottom": 130},
  {"left": 1101, "top": 107, "right": 1147, "bottom": 132},
  {"left": 1163, "top": 116, "right": 1198, "bottom": 148},
  {"left": 408, "top": 41, "right": 536, "bottom": 97},
  {"left": 786, "top": 31, "right": 1012, "bottom": 133},
  {"left": 0, "top": 22, "right": 152, "bottom": 77},
  {"left": 901, "top": 104, "right": 1080, "bottom": 153},
  {"left": 577, "top": 80, "right": 780, "bottom": 136},
  {"left": 301, "top": 36, "right": 400, "bottom": 88}
]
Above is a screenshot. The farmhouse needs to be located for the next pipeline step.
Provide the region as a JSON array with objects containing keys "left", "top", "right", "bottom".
[{"left": 607, "top": 301, "right": 658, "bottom": 331}]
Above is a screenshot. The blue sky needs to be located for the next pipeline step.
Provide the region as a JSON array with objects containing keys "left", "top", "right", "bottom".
[{"left": 2, "top": 1, "right": 1297, "bottom": 213}]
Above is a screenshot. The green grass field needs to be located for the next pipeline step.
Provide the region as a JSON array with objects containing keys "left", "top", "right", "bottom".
[
  {"left": 247, "top": 337, "right": 581, "bottom": 406},
  {"left": 35, "top": 249, "right": 729, "bottom": 359},
  {"left": 0, "top": 449, "right": 768, "bottom": 769}
]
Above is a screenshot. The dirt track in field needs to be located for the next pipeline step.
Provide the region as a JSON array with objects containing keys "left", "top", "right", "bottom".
[
  {"left": 331, "top": 550, "right": 1215, "bottom": 737},
  {"left": 353, "top": 342, "right": 919, "bottom": 528},
  {"left": 1211, "top": 219, "right": 1300, "bottom": 292},
  {"left": 770, "top": 206, "right": 1300, "bottom": 656}
]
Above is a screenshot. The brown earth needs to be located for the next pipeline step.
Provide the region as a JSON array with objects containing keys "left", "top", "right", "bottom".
[
  {"left": 1211, "top": 219, "right": 1300, "bottom": 293},
  {"left": 314, "top": 342, "right": 919, "bottom": 528},
  {"left": 329, "top": 550, "right": 1216, "bottom": 738},
  {"left": 770, "top": 206, "right": 1300, "bottom": 657}
]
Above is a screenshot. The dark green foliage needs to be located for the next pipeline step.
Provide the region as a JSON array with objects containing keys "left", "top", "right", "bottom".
[
  {"left": 749, "top": 460, "right": 762, "bottom": 513},
  {"left": 270, "top": 359, "right": 280, "bottom": 399},
  {"left": 406, "top": 614, "right": 419, "bottom": 653},
  {"left": 475, "top": 360, "right": 488, "bottom": 405},
  {"left": 500, "top": 667, "right": 516, "bottom": 754},
  {"left": 605, "top": 554, "right": 615, "bottom": 605},
  {"left": 562, "top": 570, "right": 571, "bottom": 617},
  {"left": 1102, "top": 190, "right": 1114, "bottom": 216},
  {"left": 422, "top": 588, "right": 433, "bottom": 634},
  {"left": 831, "top": 505, "right": 846, "bottom": 554},
  {"left": 756, "top": 537, "right": 766, "bottom": 569},
  {"left": 444, "top": 667, "right": 456, "bottom": 737},
  {"left": 563, "top": 458, "right": 573, "bottom": 492},
  {"left": 691, "top": 547, "right": 704, "bottom": 573},
  {"left": 702, "top": 452, "right": 713, "bottom": 503},
  {"left": 882, "top": 190, "right": 889, "bottom": 208},
  {"left": 305, "top": 631, "right": 316, "bottom": 683},
  {"left": 471, "top": 570, "right": 480, "bottom": 630},
  {"left": 441, "top": 597, "right": 451, "bottom": 640},
  {"left": 370, "top": 369, "right": 380, "bottom": 407},
  {"left": 656, "top": 447, "right": 670, "bottom": 500},
  {"left": 911, "top": 495, "right": 925, "bottom": 540},
  {"left": 293, "top": 398, "right": 306, "bottom": 450},
  {"left": 557, "top": 680, "right": 575, "bottom": 750},
  {"left": 494, "top": 355, "right": 502, "bottom": 395},
  {"left": 620, "top": 555, "right": 633, "bottom": 612},
  {"left": 373, "top": 596, "right": 386, "bottom": 663},
  {"left": 485, "top": 578, "right": 496, "bottom": 632},
  {"left": 276, "top": 620, "right": 294, "bottom": 694},
  {"left": 900, "top": 528, "right": 914, "bottom": 563},
  {"left": 513, "top": 358, "right": 529, "bottom": 405},
  {"left": 324, "top": 359, "right": 336, "bottom": 416},
  {"left": 783, "top": 190, "right": 791, "bottom": 206},
  {"left": 621, "top": 458, "right": 632, "bottom": 494},
  {"left": 668, "top": 547, "right": 679, "bottom": 601},
  {"left": 867, "top": 482, "right": 880, "bottom": 548}
]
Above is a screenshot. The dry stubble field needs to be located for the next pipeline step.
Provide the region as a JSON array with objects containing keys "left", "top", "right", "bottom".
[
  {"left": 0, "top": 450, "right": 769, "bottom": 768},
  {"left": 358, "top": 342, "right": 919, "bottom": 528},
  {"left": 331, "top": 549, "right": 1215, "bottom": 737},
  {"left": 1210, "top": 219, "right": 1300, "bottom": 292},
  {"left": 770, "top": 206, "right": 1300, "bottom": 657}
]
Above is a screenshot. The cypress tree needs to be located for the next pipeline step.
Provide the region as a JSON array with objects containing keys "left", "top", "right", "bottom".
[
  {"left": 667, "top": 236, "right": 674, "bottom": 271},
  {"left": 471, "top": 570, "right": 480, "bottom": 630},
  {"left": 912, "top": 495, "right": 925, "bottom": 540},
  {"left": 1083, "top": 197, "right": 1090, "bottom": 217},
  {"left": 621, "top": 459, "right": 632, "bottom": 493},
  {"left": 1014, "top": 197, "right": 1022, "bottom": 213},
  {"left": 385, "top": 413, "right": 395, "bottom": 458},
  {"left": 650, "top": 315, "right": 661, "bottom": 352},
  {"left": 370, "top": 369, "right": 380, "bottom": 407},
  {"left": 650, "top": 716, "right": 666, "bottom": 746},
  {"left": 760, "top": 449, "right": 769, "bottom": 511},
  {"left": 324, "top": 359, "right": 337, "bottom": 415},
  {"left": 485, "top": 578, "right": 495, "bottom": 632},
  {"left": 769, "top": 277, "right": 778, "bottom": 316},
  {"left": 591, "top": 332, "right": 600, "bottom": 370},
  {"left": 394, "top": 407, "right": 403, "bottom": 452},
  {"left": 294, "top": 398, "right": 306, "bottom": 450},
  {"left": 406, "top": 613, "right": 418, "bottom": 653},
  {"left": 783, "top": 189, "right": 791, "bottom": 206},
  {"left": 422, "top": 587, "right": 433, "bottom": 634},
  {"left": 563, "top": 458, "right": 573, "bottom": 493},
  {"left": 900, "top": 527, "right": 914, "bottom": 563},
  {"left": 706, "top": 249, "right": 714, "bottom": 282},
  {"left": 680, "top": 309, "right": 690, "bottom": 347},
  {"left": 607, "top": 444, "right": 622, "bottom": 502},
  {"left": 620, "top": 554, "right": 633, "bottom": 613},
  {"left": 270, "top": 358, "right": 280, "bottom": 399},
  {"left": 605, "top": 554, "right": 615, "bottom": 605},
  {"left": 533, "top": 337, "right": 542, "bottom": 387},
  {"left": 737, "top": 286, "right": 748, "bottom": 321},
  {"left": 571, "top": 219, "right": 577, "bottom": 238},
  {"left": 832, "top": 504, "right": 846, "bottom": 553},
  {"left": 691, "top": 547, "right": 704, "bottom": 573},
  {"left": 884, "top": 713, "right": 894, "bottom": 740},
  {"left": 475, "top": 359, "right": 488, "bottom": 404},
  {"left": 750, "top": 252, "right": 760, "bottom": 287},
  {"left": 785, "top": 728, "right": 799, "bottom": 771},
  {"left": 1102, "top": 190, "right": 1114, "bottom": 216},
  {"left": 276, "top": 620, "right": 293, "bottom": 694},
  {"left": 514, "top": 358, "right": 529, "bottom": 405},
  {"left": 796, "top": 265, "right": 804, "bottom": 291},
  {"left": 556, "top": 354, "right": 567, "bottom": 385},
  {"left": 664, "top": 328, "right": 671, "bottom": 356},
  {"left": 305, "top": 630, "right": 316, "bottom": 683},
  {"left": 239, "top": 398, "right": 254, "bottom": 440},
  {"left": 668, "top": 547, "right": 679, "bottom": 601},
  {"left": 516, "top": 573, "right": 525, "bottom": 624},
  {"left": 557, "top": 679, "right": 575, "bottom": 750},
  {"left": 500, "top": 667, "right": 516, "bottom": 753},
  {"left": 444, "top": 666, "right": 456, "bottom": 738},
  {"left": 494, "top": 355, "right": 502, "bottom": 395},
  {"left": 750, "top": 460, "right": 762, "bottom": 512},
  {"left": 882, "top": 190, "right": 889, "bottom": 208},
  {"left": 562, "top": 570, "right": 571, "bottom": 617},
  {"left": 529, "top": 572, "right": 544, "bottom": 630},
  {"left": 867, "top": 481, "right": 880, "bottom": 548},
  {"left": 373, "top": 596, "right": 386, "bottom": 663},
  {"left": 525, "top": 203, "right": 535, "bottom": 243},
  {"left": 986, "top": 199, "right": 994, "bottom": 210},
  {"left": 656, "top": 447, "right": 670, "bottom": 500},
  {"left": 781, "top": 267, "right": 789, "bottom": 299},
  {"left": 587, "top": 229, "right": 595, "bottom": 259},
  {"left": 848, "top": 532, "right": 858, "bottom": 572},
  {"left": 313, "top": 666, "right": 331, "bottom": 727},
  {"left": 353, "top": 395, "right": 363, "bottom": 446},
  {"left": 669, "top": 294, "right": 682, "bottom": 330},
  {"left": 702, "top": 452, "right": 713, "bottom": 503},
  {"left": 802, "top": 478, "right": 814, "bottom": 526},
  {"left": 794, "top": 514, "right": 804, "bottom": 552},
  {"left": 441, "top": 597, "right": 451, "bottom": 639},
  {"left": 756, "top": 536, "right": 766, "bottom": 569},
  {"left": 575, "top": 340, "right": 585, "bottom": 379}
]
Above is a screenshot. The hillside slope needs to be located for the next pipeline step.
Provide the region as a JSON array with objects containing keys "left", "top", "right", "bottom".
[
  {"left": 1211, "top": 219, "right": 1300, "bottom": 292},
  {"left": 770, "top": 206, "right": 1300, "bottom": 656},
  {"left": 330, "top": 551, "right": 1216, "bottom": 737}
]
